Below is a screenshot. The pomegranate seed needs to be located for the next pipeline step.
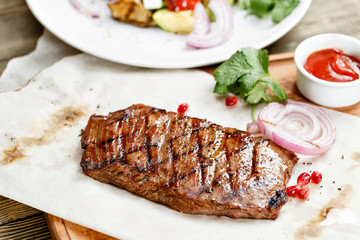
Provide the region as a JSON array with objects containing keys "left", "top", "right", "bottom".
[
  {"left": 286, "top": 185, "right": 298, "bottom": 198},
  {"left": 297, "top": 187, "right": 310, "bottom": 200},
  {"left": 177, "top": 103, "right": 188, "bottom": 114},
  {"left": 310, "top": 171, "right": 322, "bottom": 184},
  {"left": 297, "top": 172, "right": 311, "bottom": 186},
  {"left": 225, "top": 96, "right": 238, "bottom": 106}
]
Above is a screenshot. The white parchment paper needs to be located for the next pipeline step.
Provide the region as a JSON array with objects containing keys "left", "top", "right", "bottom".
[{"left": 1, "top": 52, "right": 360, "bottom": 240}]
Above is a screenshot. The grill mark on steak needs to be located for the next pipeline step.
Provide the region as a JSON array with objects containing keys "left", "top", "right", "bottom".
[
  {"left": 224, "top": 132, "right": 235, "bottom": 198},
  {"left": 100, "top": 122, "right": 241, "bottom": 172},
  {"left": 80, "top": 104, "right": 299, "bottom": 219},
  {"left": 143, "top": 113, "right": 151, "bottom": 167},
  {"left": 250, "top": 141, "right": 259, "bottom": 178},
  {"left": 195, "top": 122, "right": 204, "bottom": 190},
  {"left": 268, "top": 190, "right": 287, "bottom": 208},
  {"left": 169, "top": 122, "right": 177, "bottom": 188}
]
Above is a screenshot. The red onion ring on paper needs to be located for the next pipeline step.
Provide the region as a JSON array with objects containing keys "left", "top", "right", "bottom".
[
  {"left": 186, "top": 0, "right": 233, "bottom": 49},
  {"left": 255, "top": 101, "right": 336, "bottom": 155},
  {"left": 70, "top": 0, "right": 100, "bottom": 18}
]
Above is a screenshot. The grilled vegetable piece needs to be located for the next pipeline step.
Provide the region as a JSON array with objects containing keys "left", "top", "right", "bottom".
[
  {"left": 80, "top": 104, "right": 298, "bottom": 219},
  {"left": 108, "top": 0, "right": 156, "bottom": 27}
]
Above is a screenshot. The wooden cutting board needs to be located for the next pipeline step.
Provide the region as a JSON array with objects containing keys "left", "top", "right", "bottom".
[{"left": 44, "top": 53, "right": 360, "bottom": 240}]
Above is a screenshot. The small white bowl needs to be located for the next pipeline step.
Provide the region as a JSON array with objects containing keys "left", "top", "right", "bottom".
[{"left": 294, "top": 33, "right": 360, "bottom": 108}]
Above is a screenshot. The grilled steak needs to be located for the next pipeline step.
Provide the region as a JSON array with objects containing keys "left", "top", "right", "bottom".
[{"left": 80, "top": 104, "right": 298, "bottom": 219}]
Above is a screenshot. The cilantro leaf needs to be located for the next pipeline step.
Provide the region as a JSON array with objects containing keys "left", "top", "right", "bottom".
[
  {"left": 214, "top": 83, "right": 229, "bottom": 94},
  {"left": 272, "top": 0, "right": 300, "bottom": 23},
  {"left": 238, "top": 0, "right": 251, "bottom": 9},
  {"left": 244, "top": 82, "right": 268, "bottom": 104},
  {"left": 213, "top": 48, "right": 269, "bottom": 88},
  {"left": 213, "top": 48, "right": 287, "bottom": 106},
  {"left": 259, "top": 77, "right": 287, "bottom": 100},
  {"left": 238, "top": 0, "right": 299, "bottom": 23},
  {"left": 247, "top": 0, "right": 274, "bottom": 19}
]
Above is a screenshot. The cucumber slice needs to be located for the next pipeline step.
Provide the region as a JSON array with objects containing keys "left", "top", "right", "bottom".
[{"left": 153, "top": 9, "right": 195, "bottom": 34}]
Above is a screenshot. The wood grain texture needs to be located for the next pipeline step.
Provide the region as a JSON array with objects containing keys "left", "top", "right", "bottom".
[
  {"left": 0, "top": 60, "right": 8, "bottom": 74},
  {"left": 267, "top": 0, "right": 360, "bottom": 55},
  {"left": 0, "top": 214, "right": 51, "bottom": 240},
  {"left": 0, "top": 0, "right": 43, "bottom": 62},
  {"left": 0, "top": 198, "right": 41, "bottom": 225},
  {"left": 0, "top": 0, "right": 26, "bottom": 10},
  {"left": 0, "top": 197, "right": 51, "bottom": 239},
  {"left": 46, "top": 215, "right": 118, "bottom": 240}
]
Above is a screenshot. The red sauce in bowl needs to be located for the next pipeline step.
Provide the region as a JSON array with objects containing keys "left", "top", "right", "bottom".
[{"left": 304, "top": 48, "right": 360, "bottom": 82}]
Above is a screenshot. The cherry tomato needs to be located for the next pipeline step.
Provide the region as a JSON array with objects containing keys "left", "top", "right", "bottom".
[{"left": 166, "top": 0, "right": 201, "bottom": 11}]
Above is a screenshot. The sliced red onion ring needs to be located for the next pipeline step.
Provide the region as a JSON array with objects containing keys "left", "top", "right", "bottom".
[
  {"left": 70, "top": 0, "right": 100, "bottom": 18},
  {"left": 191, "top": 2, "right": 211, "bottom": 35},
  {"left": 256, "top": 100, "right": 336, "bottom": 155},
  {"left": 186, "top": 0, "right": 233, "bottom": 49}
]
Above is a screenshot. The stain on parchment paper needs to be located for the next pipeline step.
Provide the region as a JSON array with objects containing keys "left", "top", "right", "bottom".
[
  {"left": 294, "top": 185, "right": 353, "bottom": 240},
  {"left": 1, "top": 145, "right": 26, "bottom": 165},
  {"left": 0, "top": 105, "right": 90, "bottom": 165},
  {"left": 347, "top": 152, "right": 360, "bottom": 171},
  {"left": 351, "top": 152, "right": 360, "bottom": 162}
]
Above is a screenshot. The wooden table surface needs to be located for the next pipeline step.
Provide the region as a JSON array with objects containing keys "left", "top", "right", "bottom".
[{"left": 1, "top": 0, "right": 360, "bottom": 239}]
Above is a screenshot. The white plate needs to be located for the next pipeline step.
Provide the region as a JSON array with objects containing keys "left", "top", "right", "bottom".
[{"left": 26, "top": 0, "right": 311, "bottom": 68}]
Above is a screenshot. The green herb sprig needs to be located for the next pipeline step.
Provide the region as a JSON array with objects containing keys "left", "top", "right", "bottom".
[
  {"left": 238, "top": 0, "right": 300, "bottom": 23},
  {"left": 213, "top": 48, "right": 287, "bottom": 121}
]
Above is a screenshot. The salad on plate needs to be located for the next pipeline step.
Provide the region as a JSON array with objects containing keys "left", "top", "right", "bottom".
[{"left": 71, "top": 0, "right": 300, "bottom": 49}]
